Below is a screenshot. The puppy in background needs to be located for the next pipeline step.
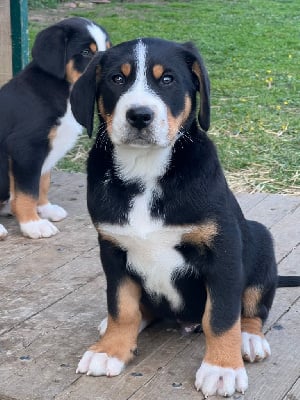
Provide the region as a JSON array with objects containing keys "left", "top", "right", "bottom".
[{"left": 0, "top": 17, "right": 111, "bottom": 239}]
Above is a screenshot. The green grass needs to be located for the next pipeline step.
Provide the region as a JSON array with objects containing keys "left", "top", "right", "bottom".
[{"left": 29, "top": 0, "right": 300, "bottom": 194}]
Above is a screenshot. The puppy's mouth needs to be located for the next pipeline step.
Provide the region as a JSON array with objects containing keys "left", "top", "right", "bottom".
[{"left": 121, "top": 129, "right": 161, "bottom": 148}]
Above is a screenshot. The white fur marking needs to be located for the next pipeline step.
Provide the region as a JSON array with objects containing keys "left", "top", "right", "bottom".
[
  {"left": 20, "top": 219, "right": 59, "bottom": 239},
  {"left": 99, "top": 180, "right": 195, "bottom": 310},
  {"left": 242, "top": 332, "right": 271, "bottom": 362},
  {"left": 0, "top": 224, "right": 8, "bottom": 240},
  {"left": 77, "top": 351, "right": 124, "bottom": 377},
  {"left": 113, "top": 145, "right": 172, "bottom": 183},
  {"left": 37, "top": 202, "right": 67, "bottom": 222},
  {"left": 42, "top": 102, "right": 83, "bottom": 174},
  {"left": 195, "top": 362, "right": 248, "bottom": 397},
  {"left": 110, "top": 41, "right": 169, "bottom": 148},
  {"left": 87, "top": 23, "right": 107, "bottom": 51}
]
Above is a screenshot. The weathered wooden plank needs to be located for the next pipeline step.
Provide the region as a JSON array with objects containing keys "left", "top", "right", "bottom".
[
  {"left": 283, "top": 377, "right": 300, "bottom": 400},
  {"left": 270, "top": 206, "right": 300, "bottom": 263},
  {"left": 0, "top": 0, "right": 12, "bottom": 86},
  {"left": 243, "top": 194, "right": 300, "bottom": 229},
  {"left": 0, "top": 245, "right": 99, "bottom": 335},
  {"left": 236, "top": 192, "right": 269, "bottom": 213}
]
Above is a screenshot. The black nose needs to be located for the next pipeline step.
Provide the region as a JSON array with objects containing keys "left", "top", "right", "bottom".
[{"left": 126, "top": 106, "right": 154, "bottom": 129}]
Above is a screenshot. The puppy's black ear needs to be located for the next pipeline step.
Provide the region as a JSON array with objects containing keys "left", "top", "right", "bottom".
[
  {"left": 70, "top": 53, "right": 103, "bottom": 137},
  {"left": 32, "top": 26, "right": 67, "bottom": 79},
  {"left": 182, "top": 42, "right": 210, "bottom": 132}
]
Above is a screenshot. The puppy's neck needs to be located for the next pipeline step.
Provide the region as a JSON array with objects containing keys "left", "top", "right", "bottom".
[{"left": 113, "top": 145, "right": 172, "bottom": 184}]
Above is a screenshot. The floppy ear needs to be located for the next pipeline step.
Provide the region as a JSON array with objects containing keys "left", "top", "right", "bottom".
[
  {"left": 182, "top": 42, "right": 210, "bottom": 132},
  {"left": 70, "top": 53, "right": 103, "bottom": 137},
  {"left": 32, "top": 26, "right": 67, "bottom": 79}
]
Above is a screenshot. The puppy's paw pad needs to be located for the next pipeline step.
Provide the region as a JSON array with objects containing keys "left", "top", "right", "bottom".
[
  {"left": 20, "top": 219, "right": 59, "bottom": 239},
  {"left": 195, "top": 362, "right": 248, "bottom": 397},
  {"left": 76, "top": 351, "right": 124, "bottom": 377},
  {"left": 242, "top": 332, "right": 271, "bottom": 362},
  {"left": 37, "top": 203, "right": 67, "bottom": 222},
  {"left": 98, "top": 317, "right": 108, "bottom": 336},
  {"left": 0, "top": 224, "right": 8, "bottom": 240}
]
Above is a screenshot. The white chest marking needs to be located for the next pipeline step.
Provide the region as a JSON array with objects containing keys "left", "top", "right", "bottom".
[
  {"left": 100, "top": 185, "right": 191, "bottom": 311},
  {"left": 42, "top": 101, "right": 83, "bottom": 174}
]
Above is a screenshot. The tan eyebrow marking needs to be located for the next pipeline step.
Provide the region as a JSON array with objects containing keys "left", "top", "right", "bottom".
[
  {"left": 89, "top": 43, "right": 97, "bottom": 53},
  {"left": 152, "top": 64, "right": 164, "bottom": 80},
  {"left": 121, "top": 63, "right": 132, "bottom": 77}
]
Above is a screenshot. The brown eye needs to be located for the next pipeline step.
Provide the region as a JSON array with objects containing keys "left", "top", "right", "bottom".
[
  {"left": 112, "top": 74, "right": 125, "bottom": 85},
  {"left": 161, "top": 74, "right": 174, "bottom": 85}
]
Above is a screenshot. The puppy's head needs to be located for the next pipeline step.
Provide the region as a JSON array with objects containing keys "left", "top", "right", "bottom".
[
  {"left": 32, "top": 17, "right": 111, "bottom": 82},
  {"left": 71, "top": 38, "right": 210, "bottom": 144}
]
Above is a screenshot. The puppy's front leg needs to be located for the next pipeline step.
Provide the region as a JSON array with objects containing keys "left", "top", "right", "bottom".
[
  {"left": 77, "top": 278, "right": 141, "bottom": 377},
  {"left": 77, "top": 236, "right": 142, "bottom": 379},
  {"left": 195, "top": 288, "right": 248, "bottom": 397}
]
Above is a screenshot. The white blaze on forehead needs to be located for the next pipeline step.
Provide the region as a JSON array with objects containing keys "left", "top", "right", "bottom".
[
  {"left": 87, "top": 23, "right": 107, "bottom": 51},
  {"left": 134, "top": 40, "right": 148, "bottom": 90}
]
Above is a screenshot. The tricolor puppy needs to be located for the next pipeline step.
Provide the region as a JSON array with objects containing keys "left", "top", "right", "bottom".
[
  {"left": 70, "top": 38, "right": 281, "bottom": 397},
  {"left": 0, "top": 17, "right": 111, "bottom": 239}
]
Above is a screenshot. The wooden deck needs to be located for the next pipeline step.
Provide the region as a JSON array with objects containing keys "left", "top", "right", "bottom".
[{"left": 0, "top": 171, "right": 299, "bottom": 400}]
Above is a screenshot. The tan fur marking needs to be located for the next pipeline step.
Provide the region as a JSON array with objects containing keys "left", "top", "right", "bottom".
[
  {"left": 38, "top": 172, "right": 51, "bottom": 206},
  {"left": 98, "top": 96, "right": 113, "bottom": 135},
  {"left": 89, "top": 42, "right": 97, "bottom": 53},
  {"left": 105, "top": 40, "right": 111, "bottom": 49},
  {"left": 12, "top": 192, "right": 39, "bottom": 223},
  {"left": 96, "top": 227, "right": 119, "bottom": 246},
  {"left": 167, "top": 95, "right": 192, "bottom": 141},
  {"left": 65, "top": 60, "right": 82, "bottom": 84},
  {"left": 48, "top": 127, "right": 57, "bottom": 148},
  {"left": 242, "top": 286, "right": 262, "bottom": 317},
  {"left": 121, "top": 63, "right": 131, "bottom": 77},
  {"left": 89, "top": 279, "right": 142, "bottom": 363},
  {"left": 192, "top": 61, "right": 202, "bottom": 83},
  {"left": 202, "top": 290, "right": 244, "bottom": 369},
  {"left": 152, "top": 64, "right": 164, "bottom": 80},
  {"left": 182, "top": 220, "right": 218, "bottom": 248},
  {"left": 241, "top": 317, "right": 264, "bottom": 338}
]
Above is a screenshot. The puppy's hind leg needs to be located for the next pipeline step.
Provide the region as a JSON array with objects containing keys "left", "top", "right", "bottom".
[
  {"left": 37, "top": 172, "right": 67, "bottom": 222},
  {"left": 241, "top": 221, "right": 277, "bottom": 363}
]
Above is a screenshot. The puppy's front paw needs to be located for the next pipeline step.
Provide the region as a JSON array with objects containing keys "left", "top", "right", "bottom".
[
  {"left": 242, "top": 332, "right": 271, "bottom": 362},
  {"left": 0, "top": 224, "right": 8, "bottom": 240},
  {"left": 37, "top": 203, "right": 67, "bottom": 222},
  {"left": 76, "top": 351, "right": 125, "bottom": 377},
  {"left": 195, "top": 362, "right": 248, "bottom": 397},
  {"left": 20, "top": 219, "right": 59, "bottom": 239}
]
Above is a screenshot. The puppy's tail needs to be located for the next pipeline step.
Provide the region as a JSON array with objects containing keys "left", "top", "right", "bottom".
[{"left": 277, "top": 275, "right": 300, "bottom": 287}]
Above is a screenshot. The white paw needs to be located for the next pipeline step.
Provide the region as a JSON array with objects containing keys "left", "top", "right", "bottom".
[
  {"left": 76, "top": 351, "right": 125, "bottom": 377},
  {"left": 242, "top": 332, "right": 271, "bottom": 362},
  {"left": 195, "top": 362, "right": 248, "bottom": 397},
  {"left": 37, "top": 203, "right": 67, "bottom": 222},
  {"left": 98, "top": 316, "right": 149, "bottom": 337},
  {"left": 0, "top": 224, "right": 8, "bottom": 240},
  {"left": 20, "top": 219, "right": 59, "bottom": 239}
]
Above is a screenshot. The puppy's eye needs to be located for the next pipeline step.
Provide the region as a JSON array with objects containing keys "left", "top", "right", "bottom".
[
  {"left": 81, "top": 49, "right": 92, "bottom": 57},
  {"left": 112, "top": 74, "right": 125, "bottom": 85},
  {"left": 161, "top": 74, "right": 174, "bottom": 85}
]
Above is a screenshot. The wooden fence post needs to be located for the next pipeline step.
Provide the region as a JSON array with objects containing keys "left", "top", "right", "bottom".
[
  {"left": 0, "top": 0, "right": 13, "bottom": 86},
  {"left": 10, "top": 0, "right": 29, "bottom": 76}
]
